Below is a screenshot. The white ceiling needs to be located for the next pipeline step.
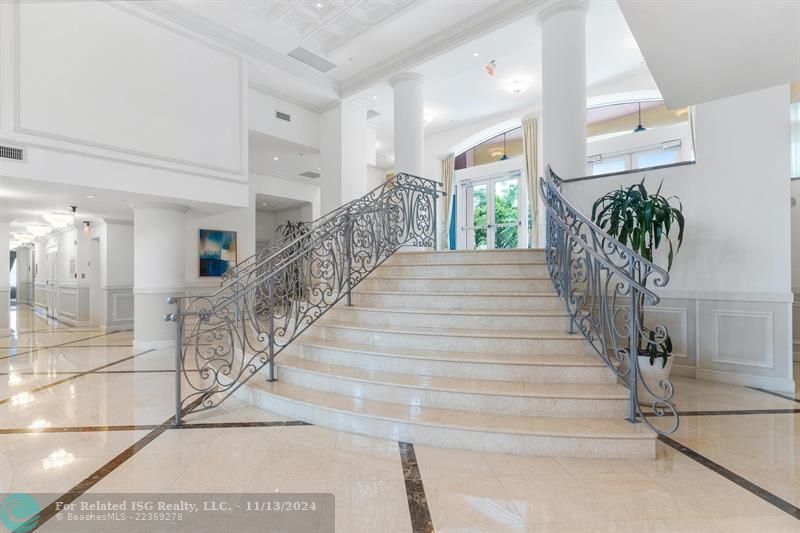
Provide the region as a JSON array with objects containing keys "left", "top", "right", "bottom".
[
  {"left": 256, "top": 193, "right": 310, "bottom": 213},
  {"left": 619, "top": 0, "right": 800, "bottom": 109},
  {"left": 363, "top": 0, "right": 655, "bottom": 166},
  {"left": 249, "top": 131, "right": 322, "bottom": 181}
]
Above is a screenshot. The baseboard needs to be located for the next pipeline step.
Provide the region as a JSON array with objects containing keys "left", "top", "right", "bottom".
[
  {"left": 695, "top": 368, "right": 796, "bottom": 394},
  {"left": 133, "top": 339, "right": 175, "bottom": 351},
  {"left": 103, "top": 324, "right": 134, "bottom": 333},
  {"left": 671, "top": 364, "right": 696, "bottom": 378}
]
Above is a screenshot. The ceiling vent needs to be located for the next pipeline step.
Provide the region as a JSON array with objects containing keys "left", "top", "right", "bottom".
[
  {"left": 276, "top": 111, "right": 291, "bottom": 122},
  {"left": 299, "top": 170, "right": 321, "bottom": 179},
  {"left": 366, "top": 109, "right": 381, "bottom": 120},
  {"left": 287, "top": 46, "right": 337, "bottom": 73},
  {"left": 0, "top": 145, "right": 25, "bottom": 161}
]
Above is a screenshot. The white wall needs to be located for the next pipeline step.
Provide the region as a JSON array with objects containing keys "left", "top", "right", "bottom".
[
  {"left": 563, "top": 85, "right": 793, "bottom": 391},
  {"left": 14, "top": 246, "right": 33, "bottom": 307},
  {"left": 249, "top": 87, "right": 320, "bottom": 150},
  {"left": 0, "top": 0, "right": 249, "bottom": 209},
  {"left": 95, "top": 220, "right": 134, "bottom": 331},
  {"left": 791, "top": 179, "right": 800, "bottom": 359}
]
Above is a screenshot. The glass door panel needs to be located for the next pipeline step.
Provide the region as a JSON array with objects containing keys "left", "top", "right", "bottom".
[
  {"left": 493, "top": 178, "right": 519, "bottom": 249},
  {"left": 464, "top": 183, "right": 489, "bottom": 249}
]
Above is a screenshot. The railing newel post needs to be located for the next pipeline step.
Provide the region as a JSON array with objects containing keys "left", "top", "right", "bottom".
[
  {"left": 345, "top": 208, "right": 353, "bottom": 307},
  {"left": 628, "top": 281, "right": 640, "bottom": 423},
  {"left": 433, "top": 191, "right": 439, "bottom": 250},
  {"left": 267, "top": 275, "right": 276, "bottom": 382}
]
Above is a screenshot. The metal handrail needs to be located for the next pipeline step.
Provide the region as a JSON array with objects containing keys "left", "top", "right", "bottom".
[
  {"left": 540, "top": 165, "right": 679, "bottom": 435},
  {"left": 165, "top": 173, "right": 442, "bottom": 422}
]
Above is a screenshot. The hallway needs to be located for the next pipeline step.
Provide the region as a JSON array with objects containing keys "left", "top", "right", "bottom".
[{"left": 2, "top": 305, "right": 800, "bottom": 532}]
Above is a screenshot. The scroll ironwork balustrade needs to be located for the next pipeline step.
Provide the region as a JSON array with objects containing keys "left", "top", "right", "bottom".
[
  {"left": 165, "top": 173, "right": 442, "bottom": 423},
  {"left": 540, "top": 166, "right": 679, "bottom": 435}
]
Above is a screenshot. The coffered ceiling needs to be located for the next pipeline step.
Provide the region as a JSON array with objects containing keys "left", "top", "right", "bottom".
[{"left": 232, "top": 0, "right": 416, "bottom": 54}]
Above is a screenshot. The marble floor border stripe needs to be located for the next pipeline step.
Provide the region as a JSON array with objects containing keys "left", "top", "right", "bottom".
[
  {"left": 399, "top": 441, "right": 435, "bottom": 533},
  {"left": 25, "top": 397, "right": 205, "bottom": 532},
  {"left": 658, "top": 435, "right": 800, "bottom": 520},
  {"left": 0, "top": 370, "right": 174, "bottom": 375},
  {"left": 748, "top": 387, "right": 800, "bottom": 403},
  {"left": 0, "top": 420, "right": 310, "bottom": 434},
  {"left": 0, "top": 349, "right": 154, "bottom": 405},
  {"left": 641, "top": 409, "right": 800, "bottom": 416},
  {"left": 0, "top": 331, "right": 126, "bottom": 359}
]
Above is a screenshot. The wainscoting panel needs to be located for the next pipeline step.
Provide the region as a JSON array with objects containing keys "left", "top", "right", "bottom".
[
  {"left": 696, "top": 299, "right": 792, "bottom": 392},
  {"left": 103, "top": 287, "right": 134, "bottom": 331},
  {"left": 57, "top": 284, "right": 90, "bottom": 326}
]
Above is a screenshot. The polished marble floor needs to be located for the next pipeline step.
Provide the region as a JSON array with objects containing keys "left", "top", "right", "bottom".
[{"left": 2, "top": 304, "right": 800, "bottom": 532}]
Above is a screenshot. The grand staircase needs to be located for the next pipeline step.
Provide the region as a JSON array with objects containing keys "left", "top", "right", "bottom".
[{"left": 235, "top": 248, "right": 657, "bottom": 459}]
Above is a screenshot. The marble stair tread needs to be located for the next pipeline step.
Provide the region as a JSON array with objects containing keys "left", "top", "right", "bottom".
[
  {"left": 368, "top": 275, "right": 552, "bottom": 281},
  {"left": 331, "top": 306, "right": 568, "bottom": 318},
  {"left": 293, "top": 337, "right": 604, "bottom": 367},
  {"left": 250, "top": 380, "right": 655, "bottom": 440},
  {"left": 276, "top": 355, "right": 627, "bottom": 399},
  {"left": 353, "top": 289, "right": 558, "bottom": 298},
  {"left": 380, "top": 260, "right": 547, "bottom": 266},
  {"left": 314, "top": 320, "right": 584, "bottom": 341}
]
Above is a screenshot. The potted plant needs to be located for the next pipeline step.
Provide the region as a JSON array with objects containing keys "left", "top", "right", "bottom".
[{"left": 591, "top": 178, "right": 684, "bottom": 402}]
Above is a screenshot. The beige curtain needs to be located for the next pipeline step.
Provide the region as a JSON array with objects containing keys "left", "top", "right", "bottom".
[
  {"left": 522, "top": 117, "right": 539, "bottom": 247},
  {"left": 441, "top": 153, "right": 455, "bottom": 250}
]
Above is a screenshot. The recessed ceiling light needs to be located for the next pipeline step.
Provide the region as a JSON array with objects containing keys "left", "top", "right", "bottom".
[
  {"left": 273, "top": 156, "right": 279, "bottom": 161},
  {"left": 261, "top": 203, "right": 267, "bottom": 207},
  {"left": 508, "top": 80, "right": 529, "bottom": 95},
  {"left": 423, "top": 112, "right": 435, "bottom": 125},
  {"left": 371, "top": 95, "right": 378, "bottom": 100},
  {"left": 315, "top": 2, "right": 323, "bottom": 8},
  {"left": 472, "top": 52, "right": 479, "bottom": 57},
  {"left": 317, "top": 167, "right": 321, "bottom": 171},
  {"left": 86, "top": 195, "right": 95, "bottom": 198}
]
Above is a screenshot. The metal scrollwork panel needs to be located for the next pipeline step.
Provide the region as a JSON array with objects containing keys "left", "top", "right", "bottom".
[{"left": 540, "top": 167, "right": 678, "bottom": 435}]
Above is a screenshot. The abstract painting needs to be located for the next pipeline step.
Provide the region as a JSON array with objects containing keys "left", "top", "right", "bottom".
[{"left": 199, "top": 229, "right": 237, "bottom": 277}]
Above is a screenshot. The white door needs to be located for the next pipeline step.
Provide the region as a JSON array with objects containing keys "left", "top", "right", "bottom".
[
  {"left": 461, "top": 174, "right": 523, "bottom": 250},
  {"left": 46, "top": 251, "right": 57, "bottom": 318},
  {"left": 89, "top": 238, "right": 101, "bottom": 327}
]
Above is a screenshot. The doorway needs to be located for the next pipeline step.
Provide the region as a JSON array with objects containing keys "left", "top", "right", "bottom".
[
  {"left": 89, "top": 237, "right": 101, "bottom": 327},
  {"left": 45, "top": 249, "right": 58, "bottom": 319},
  {"left": 461, "top": 172, "right": 524, "bottom": 249}
]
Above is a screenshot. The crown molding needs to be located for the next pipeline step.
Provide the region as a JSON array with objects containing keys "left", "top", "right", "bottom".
[
  {"left": 536, "top": 0, "right": 589, "bottom": 26},
  {"left": 340, "top": 0, "right": 547, "bottom": 98},
  {"left": 248, "top": 82, "right": 326, "bottom": 114}
]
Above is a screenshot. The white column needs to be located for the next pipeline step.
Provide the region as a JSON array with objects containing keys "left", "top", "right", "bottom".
[
  {"left": 390, "top": 72, "right": 425, "bottom": 176},
  {"left": 15, "top": 245, "right": 32, "bottom": 306},
  {"left": 131, "top": 203, "right": 187, "bottom": 349},
  {"left": 320, "top": 99, "right": 369, "bottom": 214},
  {"left": 0, "top": 222, "right": 9, "bottom": 335},
  {"left": 539, "top": 1, "right": 588, "bottom": 180}
]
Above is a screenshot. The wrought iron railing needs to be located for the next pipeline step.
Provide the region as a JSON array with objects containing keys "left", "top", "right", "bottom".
[
  {"left": 165, "top": 173, "right": 442, "bottom": 423},
  {"left": 540, "top": 166, "right": 679, "bottom": 435}
]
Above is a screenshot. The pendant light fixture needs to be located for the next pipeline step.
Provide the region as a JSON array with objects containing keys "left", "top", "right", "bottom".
[
  {"left": 500, "top": 132, "right": 509, "bottom": 160},
  {"left": 633, "top": 102, "right": 647, "bottom": 133}
]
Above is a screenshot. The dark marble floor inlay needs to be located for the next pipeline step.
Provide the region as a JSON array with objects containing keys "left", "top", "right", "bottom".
[
  {"left": 748, "top": 387, "right": 800, "bottom": 404},
  {"left": 399, "top": 442, "right": 435, "bottom": 533},
  {"left": 658, "top": 435, "right": 800, "bottom": 520},
  {"left": 0, "top": 349, "right": 154, "bottom": 406},
  {"left": 0, "top": 330, "right": 127, "bottom": 359}
]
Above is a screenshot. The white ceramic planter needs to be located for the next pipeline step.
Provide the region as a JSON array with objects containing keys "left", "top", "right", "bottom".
[{"left": 637, "top": 355, "right": 673, "bottom": 405}]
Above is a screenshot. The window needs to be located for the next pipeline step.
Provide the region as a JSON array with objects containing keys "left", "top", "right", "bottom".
[
  {"left": 455, "top": 126, "right": 523, "bottom": 171},
  {"left": 588, "top": 141, "right": 682, "bottom": 176}
]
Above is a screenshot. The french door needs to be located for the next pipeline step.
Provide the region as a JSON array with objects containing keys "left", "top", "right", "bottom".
[{"left": 462, "top": 173, "right": 523, "bottom": 249}]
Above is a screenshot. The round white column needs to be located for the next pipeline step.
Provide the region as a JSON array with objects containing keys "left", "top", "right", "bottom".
[
  {"left": 539, "top": 1, "right": 588, "bottom": 180},
  {"left": 131, "top": 203, "right": 188, "bottom": 349},
  {"left": 390, "top": 72, "right": 425, "bottom": 176}
]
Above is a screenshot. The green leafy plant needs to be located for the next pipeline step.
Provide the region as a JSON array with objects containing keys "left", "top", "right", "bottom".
[
  {"left": 591, "top": 178, "right": 684, "bottom": 271},
  {"left": 591, "top": 178, "right": 685, "bottom": 367}
]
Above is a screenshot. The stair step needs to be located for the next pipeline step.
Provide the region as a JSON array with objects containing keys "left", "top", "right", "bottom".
[
  {"left": 323, "top": 306, "right": 569, "bottom": 331},
  {"left": 235, "top": 381, "right": 656, "bottom": 459},
  {"left": 276, "top": 356, "right": 628, "bottom": 417},
  {"left": 303, "top": 322, "right": 591, "bottom": 356},
  {"left": 388, "top": 249, "right": 546, "bottom": 265},
  {"left": 360, "top": 276, "right": 556, "bottom": 292},
  {"left": 351, "top": 290, "right": 564, "bottom": 310},
  {"left": 375, "top": 263, "right": 549, "bottom": 278},
  {"left": 290, "top": 337, "right": 615, "bottom": 384}
]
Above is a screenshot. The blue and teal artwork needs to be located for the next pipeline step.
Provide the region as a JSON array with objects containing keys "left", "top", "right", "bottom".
[{"left": 199, "top": 229, "right": 237, "bottom": 277}]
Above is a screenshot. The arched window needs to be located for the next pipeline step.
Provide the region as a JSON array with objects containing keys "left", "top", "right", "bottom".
[{"left": 454, "top": 126, "right": 523, "bottom": 171}]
